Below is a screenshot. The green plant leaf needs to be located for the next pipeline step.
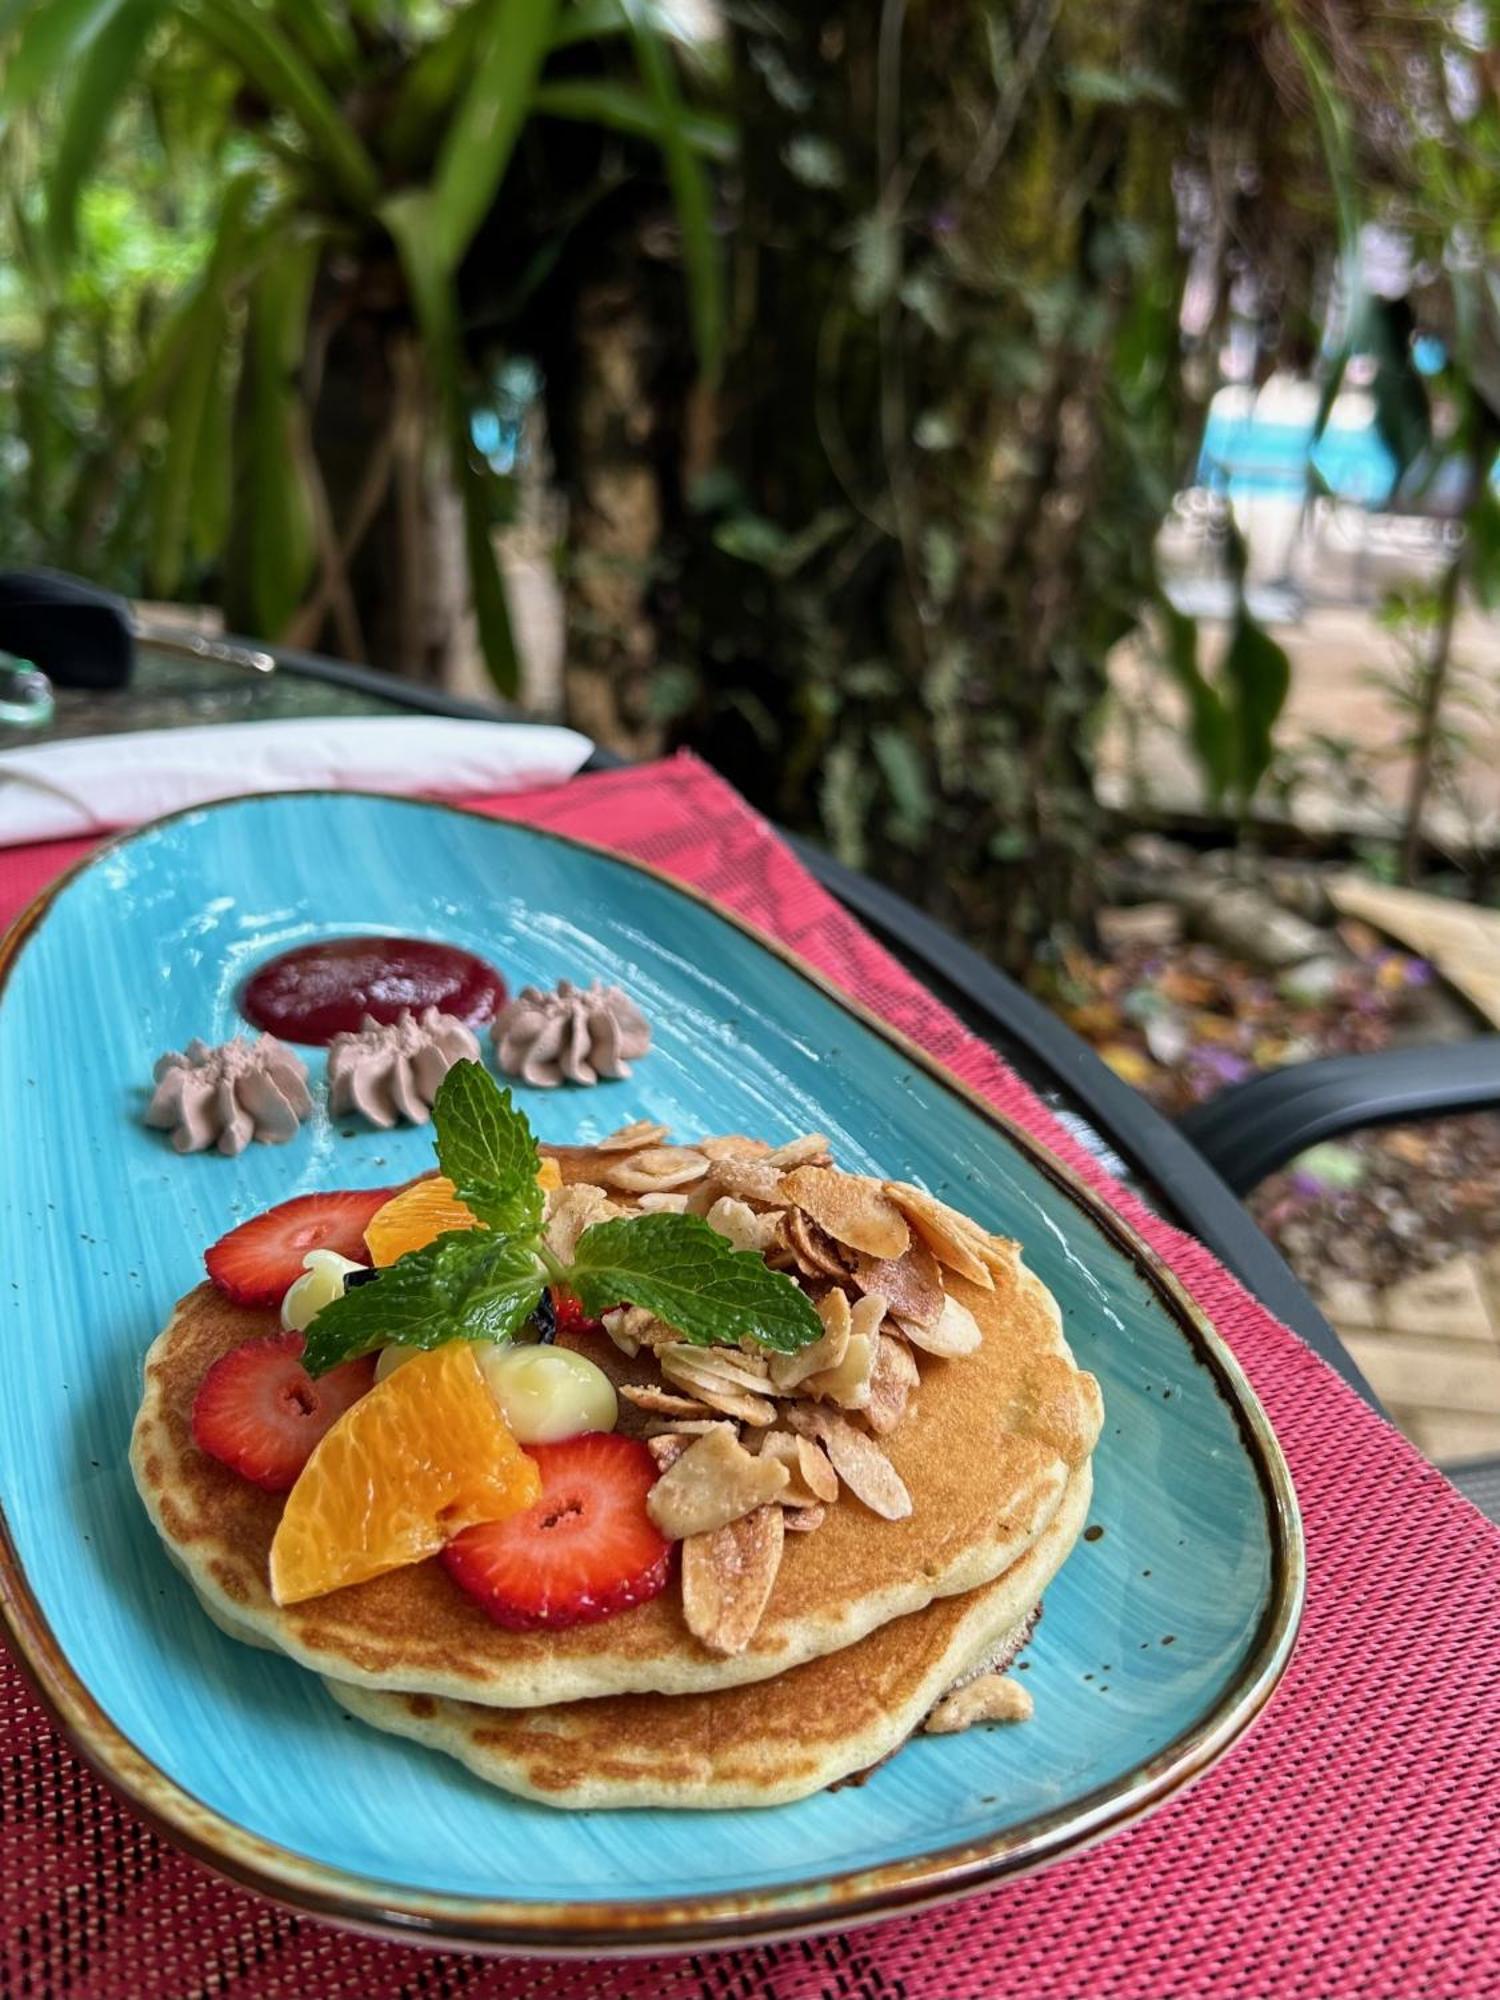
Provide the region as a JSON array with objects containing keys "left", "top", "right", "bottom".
[
  {"left": 567, "top": 1212, "right": 824, "bottom": 1353},
  {"left": 553, "top": 0, "right": 696, "bottom": 48},
  {"left": 147, "top": 290, "right": 226, "bottom": 595},
  {"left": 189, "top": 327, "right": 240, "bottom": 565},
  {"left": 620, "top": 0, "right": 723, "bottom": 378},
  {"left": 184, "top": 0, "right": 379, "bottom": 211},
  {"left": 1464, "top": 475, "right": 1500, "bottom": 611},
  {"left": 428, "top": 0, "right": 560, "bottom": 276},
  {"left": 1158, "top": 596, "right": 1233, "bottom": 808},
  {"left": 41, "top": 0, "right": 163, "bottom": 272},
  {"left": 302, "top": 1232, "right": 545, "bottom": 1375},
  {"left": 383, "top": 190, "right": 520, "bottom": 694},
  {"left": 238, "top": 230, "right": 319, "bottom": 636},
  {"left": 276, "top": 0, "right": 357, "bottom": 84},
  {"left": 432, "top": 1061, "right": 543, "bottom": 1238},
  {"left": 1222, "top": 610, "right": 1292, "bottom": 806},
  {"left": 0, "top": 0, "right": 131, "bottom": 125},
  {"left": 385, "top": 0, "right": 488, "bottom": 169},
  {"left": 530, "top": 80, "right": 733, "bottom": 158}
]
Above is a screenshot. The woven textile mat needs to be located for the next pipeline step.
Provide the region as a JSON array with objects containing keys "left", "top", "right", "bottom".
[{"left": 1, "top": 752, "right": 1497, "bottom": 2000}]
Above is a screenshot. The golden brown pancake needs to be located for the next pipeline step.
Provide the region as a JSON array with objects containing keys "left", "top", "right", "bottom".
[
  {"left": 323, "top": 1462, "right": 1090, "bottom": 1809},
  {"left": 131, "top": 1254, "right": 1100, "bottom": 1706}
]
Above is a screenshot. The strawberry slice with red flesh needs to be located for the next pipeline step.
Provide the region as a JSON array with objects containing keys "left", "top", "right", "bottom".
[
  {"left": 550, "top": 1287, "right": 607, "bottom": 1338},
  {"left": 204, "top": 1187, "right": 392, "bottom": 1308},
  {"left": 442, "top": 1433, "right": 671, "bottom": 1631},
  {"left": 190, "top": 1331, "right": 376, "bottom": 1493}
]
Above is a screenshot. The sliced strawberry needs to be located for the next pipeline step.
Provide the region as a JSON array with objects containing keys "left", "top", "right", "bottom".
[
  {"left": 442, "top": 1433, "right": 671, "bottom": 1631},
  {"left": 550, "top": 1287, "right": 608, "bottom": 1338},
  {"left": 190, "top": 1331, "right": 376, "bottom": 1493},
  {"left": 204, "top": 1188, "right": 392, "bottom": 1307}
]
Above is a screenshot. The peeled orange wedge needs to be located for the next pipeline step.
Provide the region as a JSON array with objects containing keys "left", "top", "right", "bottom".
[
  {"left": 364, "top": 1158, "right": 563, "bottom": 1265},
  {"left": 268, "top": 1341, "right": 541, "bottom": 1606}
]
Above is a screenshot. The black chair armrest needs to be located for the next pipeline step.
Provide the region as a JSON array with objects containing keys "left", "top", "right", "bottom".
[{"left": 1177, "top": 1039, "right": 1500, "bottom": 1194}]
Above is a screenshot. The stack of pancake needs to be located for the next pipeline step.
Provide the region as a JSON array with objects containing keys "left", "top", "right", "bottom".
[{"left": 131, "top": 1132, "right": 1102, "bottom": 1809}]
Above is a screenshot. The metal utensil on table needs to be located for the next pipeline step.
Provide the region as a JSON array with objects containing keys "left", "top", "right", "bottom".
[{"left": 129, "top": 622, "right": 276, "bottom": 675}]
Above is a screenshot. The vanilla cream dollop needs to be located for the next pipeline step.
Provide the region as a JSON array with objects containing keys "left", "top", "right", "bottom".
[
  {"left": 326, "top": 1006, "right": 481, "bottom": 1128},
  {"left": 146, "top": 1036, "right": 312, "bottom": 1155},
  {"left": 492, "top": 979, "right": 651, "bottom": 1088}
]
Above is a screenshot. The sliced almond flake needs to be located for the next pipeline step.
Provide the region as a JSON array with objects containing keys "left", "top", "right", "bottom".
[
  {"left": 882, "top": 1182, "right": 995, "bottom": 1288},
  {"left": 659, "top": 1350, "right": 776, "bottom": 1426},
  {"left": 644, "top": 1418, "right": 736, "bottom": 1439},
  {"left": 762, "top": 1134, "right": 832, "bottom": 1169},
  {"left": 544, "top": 1184, "right": 621, "bottom": 1264},
  {"left": 681, "top": 1504, "right": 785, "bottom": 1656},
  {"left": 804, "top": 1330, "right": 875, "bottom": 1411},
  {"left": 704, "top": 1195, "right": 782, "bottom": 1256},
  {"left": 647, "top": 1427, "right": 789, "bottom": 1540},
  {"left": 924, "top": 1672, "right": 1033, "bottom": 1733},
  {"left": 768, "top": 1286, "right": 851, "bottom": 1392},
  {"left": 635, "top": 1191, "right": 690, "bottom": 1214},
  {"left": 759, "top": 1429, "right": 839, "bottom": 1505},
  {"left": 658, "top": 1342, "right": 770, "bottom": 1391},
  {"left": 783, "top": 1504, "right": 827, "bottom": 1533},
  {"left": 978, "top": 1233, "right": 1021, "bottom": 1279},
  {"left": 594, "top": 1119, "right": 671, "bottom": 1153},
  {"left": 865, "top": 1332, "right": 920, "bottom": 1437},
  {"left": 895, "top": 1291, "right": 982, "bottom": 1357},
  {"left": 848, "top": 1291, "right": 888, "bottom": 1344},
  {"left": 618, "top": 1383, "right": 714, "bottom": 1417},
  {"left": 780, "top": 1167, "right": 911, "bottom": 1261},
  {"left": 646, "top": 1434, "right": 693, "bottom": 1471},
  {"left": 600, "top": 1146, "right": 710, "bottom": 1193},
  {"left": 783, "top": 1205, "right": 850, "bottom": 1279},
  {"left": 698, "top": 1134, "right": 773, "bottom": 1161},
  {"left": 848, "top": 1242, "right": 944, "bottom": 1327},
  {"left": 786, "top": 1407, "right": 912, "bottom": 1520},
  {"left": 704, "top": 1157, "right": 785, "bottom": 1207}
]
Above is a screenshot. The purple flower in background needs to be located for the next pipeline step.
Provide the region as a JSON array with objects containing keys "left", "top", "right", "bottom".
[
  {"left": 1194, "top": 1048, "right": 1255, "bottom": 1085},
  {"left": 1405, "top": 959, "right": 1433, "bottom": 986},
  {"left": 1290, "top": 1171, "right": 1323, "bottom": 1199}
]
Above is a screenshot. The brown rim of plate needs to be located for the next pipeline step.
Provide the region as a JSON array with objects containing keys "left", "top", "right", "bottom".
[{"left": 0, "top": 789, "right": 1305, "bottom": 1957}]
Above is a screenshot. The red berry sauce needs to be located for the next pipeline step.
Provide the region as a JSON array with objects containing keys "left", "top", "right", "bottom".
[{"left": 240, "top": 936, "right": 507, "bottom": 1046}]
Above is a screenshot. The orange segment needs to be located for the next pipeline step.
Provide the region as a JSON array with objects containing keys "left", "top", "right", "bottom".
[
  {"left": 364, "top": 1175, "right": 478, "bottom": 1264},
  {"left": 269, "top": 1342, "right": 540, "bottom": 1605},
  {"left": 364, "top": 1158, "right": 562, "bottom": 1264}
]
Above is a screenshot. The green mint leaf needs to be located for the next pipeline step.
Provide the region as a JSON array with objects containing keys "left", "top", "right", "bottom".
[
  {"left": 567, "top": 1212, "right": 824, "bottom": 1354},
  {"left": 302, "top": 1231, "right": 544, "bottom": 1375},
  {"left": 432, "top": 1060, "right": 543, "bottom": 1237}
]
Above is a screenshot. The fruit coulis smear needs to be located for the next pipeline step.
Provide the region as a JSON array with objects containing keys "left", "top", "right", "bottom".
[{"left": 241, "top": 936, "right": 507, "bottom": 1046}]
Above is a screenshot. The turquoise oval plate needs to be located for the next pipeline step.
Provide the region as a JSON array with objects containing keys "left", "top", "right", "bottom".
[{"left": 0, "top": 793, "right": 1302, "bottom": 1954}]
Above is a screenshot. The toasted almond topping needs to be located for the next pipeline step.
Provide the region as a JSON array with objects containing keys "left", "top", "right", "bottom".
[
  {"left": 543, "top": 1183, "right": 622, "bottom": 1263},
  {"left": 704, "top": 1157, "right": 786, "bottom": 1207},
  {"left": 594, "top": 1119, "right": 671, "bottom": 1153},
  {"left": 698, "top": 1134, "right": 773, "bottom": 1161},
  {"left": 647, "top": 1427, "right": 789, "bottom": 1540},
  {"left": 787, "top": 1407, "right": 912, "bottom": 1519},
  {"left": 600, "top": 1146, "right": 710, "bottom": 1193},
  {"left": 780, "top": 1167, "right": 911, "bottom": 1260},
  {"left": 681, "top": 1504, "right": 785, "bottom": 1655},
  {"left": 769, "top": 1285, "right": 851, "bottom": 1392},
  {"left": 646, "top": 1418, "right": 735, "bottom": 1439},
  {"left": 759, "top": 1429, "right": 840, "bottom": 1505},
  {"left": 866, "top": 1332, "right": 920, "bottom": 1436},
  {"left": 783, "top": 1205, "right": 850, "bottom": 1279},
  {"left": 805, "top": 1330, "right": 875, "bottom": 1411},
  {"left": 978, "top": 1233, "right": 1021, "bottom": 1278},
  {"left": 848, "top": 1291, "right": 888, "bottom": 1344},
  {"left": 896, "top": 1291, "right": 983, "bottom": 1357},
  {"left": 924, "top": 1672, "right": 1033, "bottom": 1733},
  {"left": 848, "top": 1242, "right": 944, "bottom": 1326},
  {"left": 635, "top": 1190, "right": 690, "bottom": 1214},
  {"left": 763, "top": 1134, "right": 832, "bottom": 1169},
  {"left": 704, "top": 1195, "right": 783, "bottom": 1256},
  {"left": 618, "top": 1383, "right": 714, "bottom": 1417},
  {"left": 646, "top": 1434, "right": 694, "bottom": 1471},
  {"left": 659, "top": 1343, "right": 770, "bottom": 1391},
  {"left": 783, "top": 1503, "right": 827, "bottom": 1532},
  {"left": 600, "top": 1303, "right": 663, "bottom": 1358},
  {"left": 659, "top": 1348, "right": 776, "bottom": 1426},
  {"left": 882, "top": 1182, "right": 995, "bottom": 1288}
]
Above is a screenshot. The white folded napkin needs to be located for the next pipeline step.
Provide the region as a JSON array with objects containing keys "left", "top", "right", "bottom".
[{"left": 0, "top": 716, "right": 594, "bottom": 847}]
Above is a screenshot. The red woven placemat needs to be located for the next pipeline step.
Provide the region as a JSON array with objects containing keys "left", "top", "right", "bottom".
[{"left": 2, "top": 752, "right": 1498, "bottom": 2000}]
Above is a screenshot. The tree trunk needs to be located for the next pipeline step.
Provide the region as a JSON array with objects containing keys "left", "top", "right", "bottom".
[{"left": 652, "top": 2, "right": 1200, "bottom": 970}]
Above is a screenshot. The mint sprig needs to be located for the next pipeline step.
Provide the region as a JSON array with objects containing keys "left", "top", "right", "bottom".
[
  {"left": 570, "top": 1212, "right": 821, "bottom": 1354},
  {"left": 300, "top": 1061, "right": 822, "bottom": 1374},
  {"left": 432, "top": 1062, "right": 543, "bottom": 1237}
]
